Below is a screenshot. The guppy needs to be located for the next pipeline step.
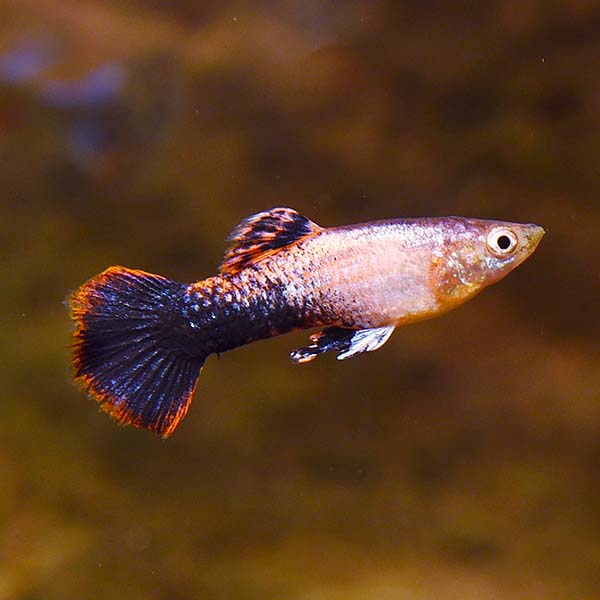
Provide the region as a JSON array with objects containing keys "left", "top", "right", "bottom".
[{"left": 69, "top": 207, "right": 544, "bottom": 437}]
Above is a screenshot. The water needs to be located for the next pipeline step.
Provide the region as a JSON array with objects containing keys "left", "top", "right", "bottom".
[{"left": 1, "top": 3, "right": 599, "bottom": 599}]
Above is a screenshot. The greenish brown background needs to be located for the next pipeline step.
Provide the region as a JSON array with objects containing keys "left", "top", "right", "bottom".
[{"left": 2, "top": 1, "right": 599, "bottom": 598}]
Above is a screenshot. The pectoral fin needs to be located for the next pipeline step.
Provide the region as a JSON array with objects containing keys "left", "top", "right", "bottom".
[{"left": 290, "top": 325, "right": 395, "bottom": 364}]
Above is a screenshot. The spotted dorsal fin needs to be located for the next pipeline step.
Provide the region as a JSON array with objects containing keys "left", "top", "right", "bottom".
[{"left": 220, "top": 207, "right": 322, "bottom": 274}]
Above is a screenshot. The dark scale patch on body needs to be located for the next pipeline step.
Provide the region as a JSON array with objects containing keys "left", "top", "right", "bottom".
[
  {"left": 181, "top": 241, "right": 344, "bottom": 358},
  {"left": 183, "top": 274, "right": 309, "bottom": 356}
]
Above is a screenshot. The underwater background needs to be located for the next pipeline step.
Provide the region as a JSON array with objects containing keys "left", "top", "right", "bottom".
[{"left": 2, "top": 1, "right": 599, "bottom": 598}]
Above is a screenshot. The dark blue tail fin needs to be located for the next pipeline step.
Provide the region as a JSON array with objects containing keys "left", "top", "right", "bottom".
[{"left": 69, "top": 266, "right": 205, "bottom": 437}]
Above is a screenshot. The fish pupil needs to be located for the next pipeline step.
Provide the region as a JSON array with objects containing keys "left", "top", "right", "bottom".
[{"left": 497, "top": 234, "right": 512, "bottom": 250}]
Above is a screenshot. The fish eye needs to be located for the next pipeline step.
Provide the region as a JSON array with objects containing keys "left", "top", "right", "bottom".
[{"left": 486, "top": 227, "right": 518, "bottom": 257}]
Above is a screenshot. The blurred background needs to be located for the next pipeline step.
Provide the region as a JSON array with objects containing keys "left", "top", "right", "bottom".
[{"left": 2, "top": 1, "right": 600, "bottom": 598}]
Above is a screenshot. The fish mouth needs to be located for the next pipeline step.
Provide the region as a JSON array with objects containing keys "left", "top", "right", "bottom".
[
  {"left": 524, "top": 224, "right": 545, "bottom": 252},
  {"left": 508, "top": 223, "right": 544, "bottom": 270}
]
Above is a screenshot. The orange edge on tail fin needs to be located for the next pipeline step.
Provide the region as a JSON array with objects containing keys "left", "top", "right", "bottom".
[{"left": 70, "top": 366, "right": 200, "bottom": 438}]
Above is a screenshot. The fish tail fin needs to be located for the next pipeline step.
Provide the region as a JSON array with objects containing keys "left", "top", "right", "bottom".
[{"left": 68, "top": 266, "right": 206, "bottom": 437}]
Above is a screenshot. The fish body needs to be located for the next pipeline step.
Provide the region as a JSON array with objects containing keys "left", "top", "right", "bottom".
[{"left": 69, "top": 208, "right": 544, "bottom": 436}]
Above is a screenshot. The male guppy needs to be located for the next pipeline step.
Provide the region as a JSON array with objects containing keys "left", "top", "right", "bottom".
[{"left": 69, "top": 207, "right": 544, "bottom": 437}]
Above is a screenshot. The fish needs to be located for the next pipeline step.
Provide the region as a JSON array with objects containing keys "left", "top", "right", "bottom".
[{"left": 68, "top": 207, "right": 545, "bottom": 437}]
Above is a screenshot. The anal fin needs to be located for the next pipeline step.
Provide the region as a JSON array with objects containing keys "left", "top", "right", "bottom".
[{"left": 290, "top": 325, "right": 395, "bottom": 364}]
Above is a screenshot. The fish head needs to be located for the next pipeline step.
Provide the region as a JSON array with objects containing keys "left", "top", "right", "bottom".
[{"left": 432, "top": 218, "right": 545, "bottom": 309}]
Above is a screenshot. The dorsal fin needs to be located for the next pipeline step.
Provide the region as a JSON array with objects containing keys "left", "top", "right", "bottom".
[{"left": 220, "top": 207, "right": 322, "bottom": 274}]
